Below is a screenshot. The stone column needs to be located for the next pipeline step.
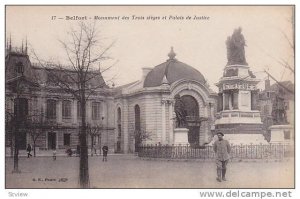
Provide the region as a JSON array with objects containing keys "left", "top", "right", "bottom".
[
  {"left": 203, "top": 104, "right": 209, "bottom": 144},
  {"left": 56, "top": 131, "right": 59, "bottom": 149},
  {"left": 228, "top": 93, "right": 232, "bottom": 110},
  {"left": 238, "top": 90, "right": 242, "bottom": 111},
  {"left": 168, "top": 100, "right": 174, "bottom": 144},
  {"left": 222, "top": 92, "right": 225, "bottom": 110},
  {"left": 161, "top": 100, "right": 166, "bottom": 144},
  {"left": 210, "top": 102, "right": 214, "bottom": 120},
  {"left": 122, "top": 99, "right": 129, "bottom": 153},
  {"left": 72, "top": 100, "right": 77, "bottom": 124},
  {"left": 57, "top": 100, "right": 62, "bottom": 123}
]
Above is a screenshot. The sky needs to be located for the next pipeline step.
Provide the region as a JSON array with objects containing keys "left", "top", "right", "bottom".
[{"left": 6, "top": 5, "right": 294, "bottom": 92}]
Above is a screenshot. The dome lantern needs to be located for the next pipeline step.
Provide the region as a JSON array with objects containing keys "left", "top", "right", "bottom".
[{"left": 168, "top": 46, "right": 176, "bottom": 60}]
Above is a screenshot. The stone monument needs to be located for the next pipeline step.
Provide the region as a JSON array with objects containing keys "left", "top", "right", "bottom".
[
  {"left": 215, "top": 27, "right": 268, "bottom": 145},
  {"left": 174, "top": 94, "right": 189, "bottom": 144}
]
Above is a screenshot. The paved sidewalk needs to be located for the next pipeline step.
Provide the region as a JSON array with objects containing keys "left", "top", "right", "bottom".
[{"left": 5, "top": 155, "right": 294, "bottom": 189}]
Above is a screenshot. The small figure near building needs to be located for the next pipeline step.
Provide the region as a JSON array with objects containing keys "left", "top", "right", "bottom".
[
  {"left": 213, "top": 132, "right": 231, "bottom": 182},
  {"left": 53, "top": 149, "right": 56, "bottom": 161},
  {"left": 66, "top": 148, "right": 73, "bottom": 157},
  {"left": 102, "top": 145, "right": 108, "bottom": 162},
  {"left": 26, "top": 144, "right": 33, "bottom": 158},
  {"left": 76, "top": 145, "right": 81, "bottom": 157}
]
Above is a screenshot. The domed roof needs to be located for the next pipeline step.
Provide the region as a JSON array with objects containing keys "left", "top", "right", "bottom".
[{"left": 143, "top": 47, "right": 206, "bottom": 87}]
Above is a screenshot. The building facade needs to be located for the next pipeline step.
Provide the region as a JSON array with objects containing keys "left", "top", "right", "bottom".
[
  {"left": 5, "top": 46, "right": 217, "bottom": 154},
  {"left": 6, "top": 30, "right": 292, "bottom": 155},
  {"left": 5, "top": 46, "right": 115, "bottom": 153},
  {"left": 114, "top": 48, "right": 218, "bottom": 153}
]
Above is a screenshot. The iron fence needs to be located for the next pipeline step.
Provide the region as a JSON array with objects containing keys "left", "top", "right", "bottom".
[{"left": 138, "top": 143, "right": 292, "bottom": 160}]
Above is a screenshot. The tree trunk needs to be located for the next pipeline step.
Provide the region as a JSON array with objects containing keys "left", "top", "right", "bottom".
[
  {"left": 33, "top": 141, "right": 36, "bottom": 157},
  {"left": 10, "top": 131, "right": 14, "bottom": 158},
  {"left": 79, "top": 91, "right": 89, "bottom": 188},
  {"left": 13, "top": 128, "right": 20, "bottom": 173},
  {"left": 99, "top": 135, "right": 102, "bottom": 155},
  {"left": 91, "top": 135, "right": 94, "bottom": 156}
]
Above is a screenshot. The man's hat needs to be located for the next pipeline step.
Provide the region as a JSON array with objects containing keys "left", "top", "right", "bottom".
[{"left": 217, "top": 132, "right": 224, "bottom": 136}]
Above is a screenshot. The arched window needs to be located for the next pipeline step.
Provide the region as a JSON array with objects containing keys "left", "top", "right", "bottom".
[
  {"left": 117, "top": 107, "right": 121, "bottom": 124},
  {"left": 117, "top": 107, "right": 122, "bottom": 137},
  {"left": 15, "top": 61, "right": 24, "bottom": 74},
  {"left": 134, "top": 105, "right": 141, "bottom": 152},
  {"left": 117, "top": 107, "right": 122, "bottom": 152},
  {"left": 92, "top": 102, "right": 101, "bottom": 120}
]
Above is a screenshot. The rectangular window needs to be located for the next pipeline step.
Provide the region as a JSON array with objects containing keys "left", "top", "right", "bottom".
[
  {"left": 62, "top": 100, "right": 71, "bottom": 119},
  {"left": 14, "top": 98, "right": 28, "bottom": 119},
  {"left": 63, "top": 133, "right": 71, "bottom": 146},
  {"left": 92, "top": 102, "right": 101, "bottom": 120},
  {"left": 46, "top": 99, "right": 56, "bottom": 119},
  {"left": 77, "top": 101, "right": 82, "bottom": 118}
]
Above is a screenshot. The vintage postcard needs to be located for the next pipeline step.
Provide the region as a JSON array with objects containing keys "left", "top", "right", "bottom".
[{"left": 5, "top": 5, "right": 294, "bottom": 191}]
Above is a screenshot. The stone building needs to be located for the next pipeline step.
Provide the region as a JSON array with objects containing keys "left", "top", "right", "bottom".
[
  {"left": 5, "top": 45, "right": 115, "bottom": 153},
  {"left": 257, "top": 78, "right": 294, "bottom": 143},
  {"left": 114, "top": 48, "right": 218, "bottom": 153},
  {"left": 5, "top": 45, "right": 217, "bottom": 154}
]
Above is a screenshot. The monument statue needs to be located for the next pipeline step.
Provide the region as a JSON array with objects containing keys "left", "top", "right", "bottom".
[
  {"left": 226, "top": 27, "right": 248, "bottom": 66},
  {"left": 174, "top": 94, "right": 187, "bottom": 128}
]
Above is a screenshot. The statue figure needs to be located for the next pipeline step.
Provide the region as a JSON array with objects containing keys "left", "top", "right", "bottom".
[
  {"left": 174, "top": 94, "right": 187, "bottom": 128},
  {"left": 226, "top": 27, "right": 248, "bottom": 66}
]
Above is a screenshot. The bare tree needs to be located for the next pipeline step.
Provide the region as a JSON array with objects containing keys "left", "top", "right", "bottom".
[
  {"left": 25, "top": 111, "right": 49, "bottom": 157},
  {"left": 32, "top": 21, "right": 116, "bottom": 188},
  {"left": 86, "top": 123, "right": 102, "bottom": 156},
  {"left": 134, "top": 129, "right": 152, "bottom": 152},
  {"left": 5, "top": 111, "right": 14, "bottom": 158},
  {"left": 6, "top": 74, "right": 35, "bottom": 173}
]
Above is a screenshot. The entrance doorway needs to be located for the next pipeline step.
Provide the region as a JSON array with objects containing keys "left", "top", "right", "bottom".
[
  {"left": 180, "top": 95, "right": 200, "bottom": 146},
  {"left": 48, "top": 132, "right": 56, "bottom": 150}
]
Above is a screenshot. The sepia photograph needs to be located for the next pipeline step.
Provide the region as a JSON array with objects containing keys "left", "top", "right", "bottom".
[{"left": 4, "top": 5, "right": 295, "bottom": 190}]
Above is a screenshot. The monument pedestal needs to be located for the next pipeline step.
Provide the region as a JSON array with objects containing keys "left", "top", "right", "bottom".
[
  {"left": 269, "top": 125, "right": 293, "bottom": 144},
  {"left": 174, "top": 128, "right": 189, "bottom": 144}
]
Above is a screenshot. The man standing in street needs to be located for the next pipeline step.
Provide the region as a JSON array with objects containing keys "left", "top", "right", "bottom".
[
  {"left": 213, "top": 132, "right": 231, "bottom": 182},
  {"left": 26, "top": 144, "right": 33, "bottom": 158},
  {"left": 102, "top": 145, "right": 108, "bottom": 162}
]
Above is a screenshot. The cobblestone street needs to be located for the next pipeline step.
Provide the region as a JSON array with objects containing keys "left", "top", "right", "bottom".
[{"left": 5, "top": 154, "right": 294, "bottom": 189}]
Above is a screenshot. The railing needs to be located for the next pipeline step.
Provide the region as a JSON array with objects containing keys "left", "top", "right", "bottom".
[{"left": 138, "top": 144, "right": 292, "bottom": 160}]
